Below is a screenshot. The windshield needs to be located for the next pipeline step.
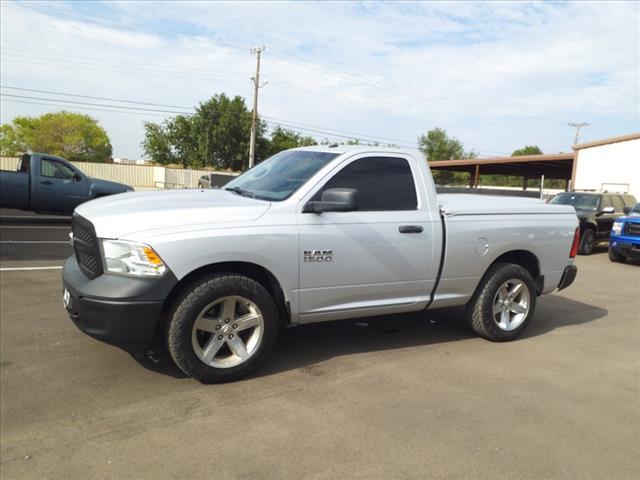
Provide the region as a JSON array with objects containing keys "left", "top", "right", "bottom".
[
  {"left": 224, "top": 150, "right": 339, "bottom": 201},
  {"left": 549, "top": 193, "right": 600, "bottom": 211},
  {"left": 632, "top": 203, "right": 640, "bottom": 214}
]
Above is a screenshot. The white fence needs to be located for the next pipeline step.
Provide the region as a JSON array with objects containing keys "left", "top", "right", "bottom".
[{"left": 0, "top": 157, "right": 238, "bottom": 189}]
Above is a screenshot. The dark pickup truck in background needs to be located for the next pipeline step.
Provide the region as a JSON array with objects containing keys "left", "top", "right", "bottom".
[
  {"left": 549, "top": 191, "right": 637, "bottom": 255},
  {"left": 0, "top": 153, "right": 132, "bottom": 214}
]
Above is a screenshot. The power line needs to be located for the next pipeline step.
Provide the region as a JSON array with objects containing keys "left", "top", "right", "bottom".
[
  {"left": 0, "top": 87, "right": 418, "bottom": 147},
  {"left": 0, "top": 93, "right": 192, "bottom": 115},
  {"left": 1, "top": 86, "right": 194, "bottom": 110},
  {"left": 0, "top": 96, "right": 402, "bottom": 146},
  {"left": 1, "top": 49, "right": 416, "bottom": 122},
  {"left": 3, "top": 96, "right": 514, "bottom": 155},
  {"left": 0, "top": 98, "right": 173, "bottom": 117},
  {"left": 2, "top": 45, "right": 566, "bottom": 127}
]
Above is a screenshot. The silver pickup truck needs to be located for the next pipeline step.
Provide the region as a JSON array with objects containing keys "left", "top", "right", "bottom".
[{"left": 62, "top": 146, "right": 579, "bottom": 382}]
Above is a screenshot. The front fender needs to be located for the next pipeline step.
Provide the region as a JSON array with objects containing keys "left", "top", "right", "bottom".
[{"left": 140, "top": 225, "right": 300, "bottom": 317}]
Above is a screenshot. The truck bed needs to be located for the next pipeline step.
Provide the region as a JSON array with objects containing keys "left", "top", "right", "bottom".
[{"left": 438, "top": 194, "right": 575, "bottom": 216}]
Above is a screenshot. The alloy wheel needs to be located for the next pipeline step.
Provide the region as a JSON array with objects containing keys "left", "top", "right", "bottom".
[{"left": 191, "top": 296, "right": 264, "bottom": 368}]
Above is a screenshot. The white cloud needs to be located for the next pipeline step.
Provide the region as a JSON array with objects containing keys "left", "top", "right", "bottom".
[{"left": 1, "top": 0, "right": 638, "bottom": 158}]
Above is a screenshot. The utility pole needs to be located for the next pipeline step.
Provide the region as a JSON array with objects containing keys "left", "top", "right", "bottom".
[
  {"left": 568, "top": 122, "right": 589, "bottom": 146},
  {"left": 249, "top": 46, "right": 267, "bottom": 169}
]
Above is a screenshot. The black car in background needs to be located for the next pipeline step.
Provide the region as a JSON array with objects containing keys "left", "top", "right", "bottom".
[
  {"left": 198, "top": 172, "right": 236, "bottom": 189},
  {"left": 549, "top": 191, "right": 637, "bottom": 254}
]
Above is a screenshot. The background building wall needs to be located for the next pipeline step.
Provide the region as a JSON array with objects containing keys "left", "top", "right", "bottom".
[{"left": 573, "top": 138, "right": 640, "bottom": 199}]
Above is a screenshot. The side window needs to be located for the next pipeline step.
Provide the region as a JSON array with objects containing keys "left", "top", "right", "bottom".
[
  {"left": 19, "top": 154, "right": 30, "bottom": 173},
  {"left": 622, "top": 195, "right": 636, "bottom": 208},
  {"left": 611, "top": 196, "right": 625, "bottom": 212},
  {"left": 41, "top": 159, "right": 75, "bottom": 180},
  {"left": 320, "top": 156, "right": 417, "bottom": 211}
]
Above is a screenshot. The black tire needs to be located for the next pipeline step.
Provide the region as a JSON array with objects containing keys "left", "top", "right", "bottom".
[
  {"left": 578, "top": 229, "right": 596, "bottom": 255},
  {"left": 166, "top": 273, "right": 281, "bottom": 383},
  {"left": 466, "top": 262, "right": 537, "bottom": 342},
  {"left": 608, "top": 247, "right": 627, "bottom": 263}
]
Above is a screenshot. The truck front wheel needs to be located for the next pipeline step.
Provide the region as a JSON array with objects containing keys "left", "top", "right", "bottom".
[
  {"left": 466, "top": 263, "right": 537, "bottom": 342},
  {"left": 166, "top": 273, "right": 281, "bottom": 383},
  {"left": 608, "top": 247, "right": 627, "bottom": 263}
]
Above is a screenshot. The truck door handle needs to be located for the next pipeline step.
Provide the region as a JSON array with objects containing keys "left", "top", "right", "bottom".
[
  {"left": 399, "top": 225, "right": 423, "bottom": 233},
  {"left": 40, "top": 180, "right": 53, "bottom": 185}
]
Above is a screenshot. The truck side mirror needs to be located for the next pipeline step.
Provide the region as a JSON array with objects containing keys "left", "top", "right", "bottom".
[
  {"left": 599, "top": 206, "right": 615, "bottom": 215},
  {"left": 623, "top": 206, "right": 631, "bottom": 215},
  {"left": 73, "top": 173, "right": 82, "bottom": 182},
  {"left": 303, "top": 188, "right": 358, "bottom": 213}
]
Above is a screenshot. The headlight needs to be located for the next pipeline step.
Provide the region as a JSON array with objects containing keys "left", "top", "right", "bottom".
[
  {"left": 611, "top": 221, "right": 623, "bottom": 235},
  {"left": 101, "top": 239, "right": 166, "bottom": 276}
]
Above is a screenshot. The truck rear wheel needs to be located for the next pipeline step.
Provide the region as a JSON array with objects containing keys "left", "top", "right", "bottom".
[
  {"left": 466, "top": 263, "right": 537, "bottom": 342},
  {"left": 166, "top": 273, "right": 281, "bottom": 383}
]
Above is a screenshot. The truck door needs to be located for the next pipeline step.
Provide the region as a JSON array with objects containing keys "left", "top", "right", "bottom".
[
  {"left": 31, "top": 157, "right": 89, "bottom": 213},
  {"left": 597, "top": 195, "right": 617, "bottom": 238},
  {"left": 296, "top": 154, "right": 438, "bottom": 322}
]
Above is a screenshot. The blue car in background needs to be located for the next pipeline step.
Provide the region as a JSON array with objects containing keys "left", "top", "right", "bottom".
[{"left": 609, "top": 203, "right": 640, "bottom": 262}]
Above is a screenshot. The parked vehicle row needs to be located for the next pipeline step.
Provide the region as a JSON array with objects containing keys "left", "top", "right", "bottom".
[
  {"left": 0, "top": 153, "right": 133, "bottom": 214},
  {"left": 62, "top": 146, "right": 579, "bottom": 382},
  {"left": 549, "top": 191, "right": 637, "bottom": 255}
]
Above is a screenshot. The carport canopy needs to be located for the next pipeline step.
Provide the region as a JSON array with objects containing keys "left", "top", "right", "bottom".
[{"left": 428, "top": 153, "right": 574, "bottom": 187}]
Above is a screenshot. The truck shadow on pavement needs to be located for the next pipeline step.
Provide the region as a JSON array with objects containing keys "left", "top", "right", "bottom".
[{"left": 126, "top": 294, "right": 607, "bottom": 381}]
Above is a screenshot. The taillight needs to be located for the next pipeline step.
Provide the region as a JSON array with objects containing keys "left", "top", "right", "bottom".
[{"left": 570, "top": 227, "right": 580, "bottom": 258}]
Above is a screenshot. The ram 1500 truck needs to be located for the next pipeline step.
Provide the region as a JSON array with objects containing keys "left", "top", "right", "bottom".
[
  {"left": 62, "top": 146, "right": 579, "bottom": 382},
  {"left": 0, "top": 153, "right": 133, "bottom": 214}
]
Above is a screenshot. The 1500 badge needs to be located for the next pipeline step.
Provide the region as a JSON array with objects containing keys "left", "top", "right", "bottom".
[{"left": 304, "top": 250, "right": 333, "bottom": 263}]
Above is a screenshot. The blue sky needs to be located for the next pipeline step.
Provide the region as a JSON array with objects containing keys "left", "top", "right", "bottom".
[{"left": 1, "top": 0, "right": 638, "bottom": 159}]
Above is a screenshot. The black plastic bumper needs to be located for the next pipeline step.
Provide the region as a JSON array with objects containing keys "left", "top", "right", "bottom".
[
  {"left": 62, "top": 256, "right": 177, "bottom": 344},
  {"left": 611, "top": 242, "right": 640, "bottom": 258},
  {"left": 557, "top": 264, "right": 578, "bottom": 291}
]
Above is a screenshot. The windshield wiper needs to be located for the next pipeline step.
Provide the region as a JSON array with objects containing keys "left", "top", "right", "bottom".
[{"left": 225, "top": 186, "right": 256, "bottom": 198}]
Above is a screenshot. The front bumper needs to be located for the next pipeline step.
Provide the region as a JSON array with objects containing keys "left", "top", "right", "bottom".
[
  {"left": 609, "top": 238, "right": 640, "bottom": 258},
  {"left": 557, "top": 264, "right": 578, "bottom": 291},
  {"left": 62, "top": 256, "right": 177, "bottom": 344}
]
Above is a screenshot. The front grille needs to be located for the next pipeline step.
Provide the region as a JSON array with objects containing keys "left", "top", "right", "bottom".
[
  {"left": 625, "top": 222, "right": 640, "bottom": 237},
  {"left": 72, "top": 214, "right": 103, "bottom": 279}
]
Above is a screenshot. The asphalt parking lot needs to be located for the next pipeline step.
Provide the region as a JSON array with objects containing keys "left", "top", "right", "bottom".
[{"left": 1, "top": 209, "right": 639, "bottom": 479}]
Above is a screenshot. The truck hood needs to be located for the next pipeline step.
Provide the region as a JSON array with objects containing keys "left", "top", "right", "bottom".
[
  {"left": 75, "top": 189, "right": 270, "bottom": 238},
  {"left": 89, "top": 177, "right": 132, "bottom": 192},
  {"left": 439, "top": 194, "right": 576, "bottom": 216}
]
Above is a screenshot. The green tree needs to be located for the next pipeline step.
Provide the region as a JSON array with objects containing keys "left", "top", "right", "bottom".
[
  {"left": 0, "top": 124, "right": 24, "bottom": 156},
  {"left": 0, "top": 112, "right": 112, "bottom": 162},
  {"left": 418, "top": 127, "right": 476, "bottom": 161},
  {"left": 267, "top": 127, "right": 316, "bottom": 155},
  {"left": 141, "top": 122, "right": 176, "bottom": 165},
  {"left": 418, "top": 127, "right": 476, "bottom": 185},
  {"left": 142, "top": 93, "right": 269, "bottom": 171},
  {"left": 512, "top": 145, "right": 543, "bottom": 156}
]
